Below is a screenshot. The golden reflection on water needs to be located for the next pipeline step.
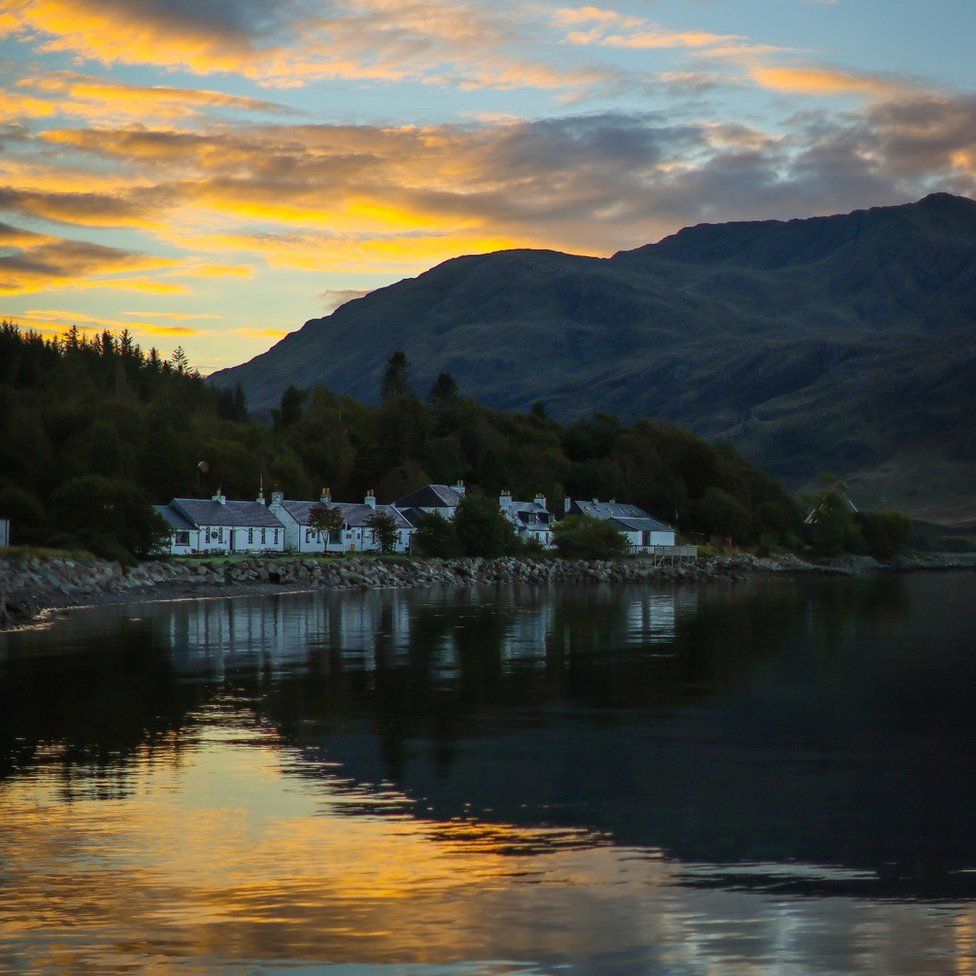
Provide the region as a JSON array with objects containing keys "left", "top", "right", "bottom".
[{"left": 2, "top": 723, "right": 975, "bottom": 976}]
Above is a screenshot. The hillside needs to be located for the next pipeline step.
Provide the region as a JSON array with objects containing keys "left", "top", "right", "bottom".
[{"left": 211, "top": 194, "right": 976, "bottom": 522}]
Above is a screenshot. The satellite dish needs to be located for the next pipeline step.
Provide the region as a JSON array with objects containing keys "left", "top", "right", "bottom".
[{"left": 197, "top": 461, "right": 210, "bottom": 474}]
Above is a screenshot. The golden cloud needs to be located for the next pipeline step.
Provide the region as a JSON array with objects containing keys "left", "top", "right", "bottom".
[
  {"left": 750, "top": 66, "right": 903, "bottom": 98},
  {"left": 22, "top": 308, "right": 199, "bottom": 332},
  {"left": 0, "top": 0, "right": 614, "bottom": 94},
  {"left": 555, "top": 6, "right": 750, "bottom": 52},
  {"left": 6, "top": 71, "right": 291, "bottom": 124}
]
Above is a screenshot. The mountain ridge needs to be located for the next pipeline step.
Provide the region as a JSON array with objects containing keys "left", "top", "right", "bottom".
[{"left": 211, "top": 194, "right": 976, "bottom": 522}]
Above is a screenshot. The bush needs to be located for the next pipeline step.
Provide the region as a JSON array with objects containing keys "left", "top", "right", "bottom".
[
  {"left": 412, "top": 512, "right": 461, "bottom": 557},
  {"left": 454, "top": 494, "right": 518, "bottom": 557},
  {"left": 856, "top": 511, "right": 912, "bottom": 560},
  {"left": 50, "top": 475, "right": 169, "bottom": 561},
  {"left": 552, "top": 515, "right": 629, "bottom": 559}
]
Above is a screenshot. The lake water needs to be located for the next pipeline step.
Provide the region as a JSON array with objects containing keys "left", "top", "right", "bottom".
[{"left": 1, "top": 573, "right": 975, "bottom": 975}]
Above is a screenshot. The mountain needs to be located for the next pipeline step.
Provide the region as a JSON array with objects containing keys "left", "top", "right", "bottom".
[{"left": 211, "top": 194, "right": 976, "bottom": 522}]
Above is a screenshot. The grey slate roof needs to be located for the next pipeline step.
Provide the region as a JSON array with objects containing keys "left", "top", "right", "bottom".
[
  {"left": 568, "top": 499, "right": 672, "bottom": 531},
  {"left": 610, "top": 517, "right": 673, "bottom": 533},
  {"left": 394, "top": 484, "right": 464, "bottom": 509},
  {"left": 279, "top": 500, "right": 412, "bottom": 530},
  {"left": 171, "top": 498, "right": 284, "bottom": 529},
  {"left": 397, "top": 506, "right": 429, "bottom": 528},
  {"left": 154, "top": 504, "right": 195, "bottom": 532},
  {"left": 504, "top": 500, "right": 552, "bottom": 528}
]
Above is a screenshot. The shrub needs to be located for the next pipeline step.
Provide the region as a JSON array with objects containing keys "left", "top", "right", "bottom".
[
  {"left": 412, "top": 512, "right": 461, "bottom": 557},
  {"left": 366, "top": 510, "right": 401, "bottom": 553},
  {"left": 856, "top": 511, "right": 912, "bottom": 560},
  {"left": 552, "top": 515, "right": 629, "bottom": 559},
  {"left": 454, "top": 493, "right": 518, "bottom": 557}
]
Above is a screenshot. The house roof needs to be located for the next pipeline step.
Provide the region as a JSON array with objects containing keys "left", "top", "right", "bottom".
[
  {"left": 154, "top": 504, "right": 195, "bottom": 532},
  {"left": 394, "top": 484, "right": 464, "bottom": 509},
  {"left": 610, "top": 517, "right": 673, "bottom": 534},
  {"left": 279, "top": 500, "right": 412, "bottom": 530},
  {"left": 397, "top": 506, "right": 429, "bottom": 527},
  {"left": 503, "top": 500, "right": 552, "bottom": 529},
  {"left": 170, "top": 498, "right": 284, "bottom": 529},
  {"left": 569, "top": 499, "right": 672, "bottom": 531}
]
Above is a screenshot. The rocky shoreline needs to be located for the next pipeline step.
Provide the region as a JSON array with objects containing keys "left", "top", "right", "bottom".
[{"left": 1, "top": 550, "right": 973, "bottom": 630}]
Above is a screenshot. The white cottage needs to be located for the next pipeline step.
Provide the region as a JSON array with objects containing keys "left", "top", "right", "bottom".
[
  {"left": 269, "top": 489, "right": 414, "bottom": 554},
  {"left": 562, "top": 498, "right": 676, "bottom": 552},
  {"left": 155, "top": 491, "right": 286, "bottom": 556},
  {"left": 498, "top": 491, "right": 554, "bottom": 548}
]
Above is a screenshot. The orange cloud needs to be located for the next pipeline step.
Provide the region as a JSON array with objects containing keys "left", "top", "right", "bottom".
[
  {"left": 233, "top": 327, "right": 292, "bottom": 340},
  {"left": 22, "top": 308, "right": 202, "bottom": 334},
  {"left": 0, "top": 0, "right": 612, "bottom": 94},
  {"left": 750, "top": 66, "right": 902, "bottom": 97},
  {"left": 8, "top": 71, "right": 291, "bottom": 124},
  {"left": 555, "top": 6, "right": 750, "bottom": 52}
]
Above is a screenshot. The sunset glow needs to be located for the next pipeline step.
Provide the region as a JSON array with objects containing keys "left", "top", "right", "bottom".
[{"left": 1, "top": 0, "right": 973, "bottom": 371}]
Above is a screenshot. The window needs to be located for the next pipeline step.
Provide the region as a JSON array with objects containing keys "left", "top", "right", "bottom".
[
  {"left": 175, "top": 530, "right": 190, "bottom": 546},
  {"left": 273, "top": 529, "right": 279, "bottom": 543},
  {"left": 261, "top": 528, "right": 266, "bottom": 544},
  {"left": 248, "top": 528, "right": 254, "bottom": 544}
]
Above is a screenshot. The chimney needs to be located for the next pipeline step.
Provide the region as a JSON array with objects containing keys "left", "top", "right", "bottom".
[
  {"left": 213, "top": 488, "right": 226, "bottom": 505},
  {"left": 270, "top": 487, "right": 284, "bottom": 507},
  {"left": 534, "top": 494, "right": 547, "bottom": 511},
  {"left": 320, "top": 487, "right": 331, "bottom": 504},
  {"left": 564, "top": 497, "right": 572, "bottom": 514},
  {"left": 364, "top": 489, "right": 376, "bottom": 509},
  {"left": 499, "top": 489, "right": 512, "bottom": 509},
  {"left": 256, "top": 476, "right": 265, "bottom": 505},
  {"left": 453, "top": 480, "right": 466, "bottom": 496}
]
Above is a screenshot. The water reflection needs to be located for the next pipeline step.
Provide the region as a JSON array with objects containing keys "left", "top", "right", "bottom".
[{"left": 2, "top": 576, "right": 976, "bottom": 974}]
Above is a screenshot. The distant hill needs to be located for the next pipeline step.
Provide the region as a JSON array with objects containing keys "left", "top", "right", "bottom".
[{"left": 211, "top": 194, "right": 976, "bottom": 522}]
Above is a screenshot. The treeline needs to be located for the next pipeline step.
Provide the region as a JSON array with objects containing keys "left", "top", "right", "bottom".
[{"left": 0, "top": 324, "right": 899, "bottom": 560}]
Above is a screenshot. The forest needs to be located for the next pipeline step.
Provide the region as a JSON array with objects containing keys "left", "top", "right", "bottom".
[{"left": 0, "top": 323, "right": 903, "bottom": 560}]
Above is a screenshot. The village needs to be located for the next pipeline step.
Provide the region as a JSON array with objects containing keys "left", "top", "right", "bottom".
[{"left": 153, "top": 482, "right": 692, "bottom": 559}]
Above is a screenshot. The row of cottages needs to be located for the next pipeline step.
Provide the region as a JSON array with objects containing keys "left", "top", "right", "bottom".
[
  {"left": 155, "top": 493, "right": 286, "bottom": 556},
  {"left": 155, "top": 488, "right": 413, "bottom": 556},
  {"left": 268, "top": 489, "right": 413, "bottom": 554},
  {"left": 154, "top": 481, "right": 678, "bottom": 557},
  {"left": 564, "top": 498, "right": 676, "bottom": 552}
]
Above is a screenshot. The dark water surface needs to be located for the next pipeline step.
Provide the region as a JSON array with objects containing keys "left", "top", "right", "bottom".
[{"left": 2, "top": 574, "right": 976, "bottom": 975}]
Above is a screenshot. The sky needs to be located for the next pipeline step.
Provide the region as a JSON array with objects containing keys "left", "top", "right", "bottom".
[{"left": 0, "top": 0, "right": 974, "bottom": 373}]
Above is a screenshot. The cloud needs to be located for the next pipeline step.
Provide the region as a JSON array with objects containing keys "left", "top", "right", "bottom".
[
  {"left": 750, "top": 66, "right": 905, "bottom": 98},
  {"left": 233, "top": 326, "right": 292, "bottom": 339},
  {"left": 7, "top": 71, "right": 292, "bottom": 124},
  {"left": 319, "top": 288, "right": 371, "bottom": 313},
  {"left": 27, "top": 99, "right": 976, "bottom": 270},
  {"left": 0, "top": 0, "right": 615, "bottom": 94},
  {"left": 0, "top": 184, "right": 170, "bottom": 227},
  {"left": 19, "top": 308, "right": 202, "bottom": 334},
  {"left": 554, "top": 6, "right": 769, "bottom": 55},
  {"left": 0, "top": 222, "right": 176, "bottom": 295}
]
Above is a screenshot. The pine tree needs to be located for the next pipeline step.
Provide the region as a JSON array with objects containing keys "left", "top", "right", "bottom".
[
  {"left": 380, "top": 351, "right": 412, "bottom": 400},
  {"left": 426, "top": 372, "right": 459, "bottom": 408}
]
